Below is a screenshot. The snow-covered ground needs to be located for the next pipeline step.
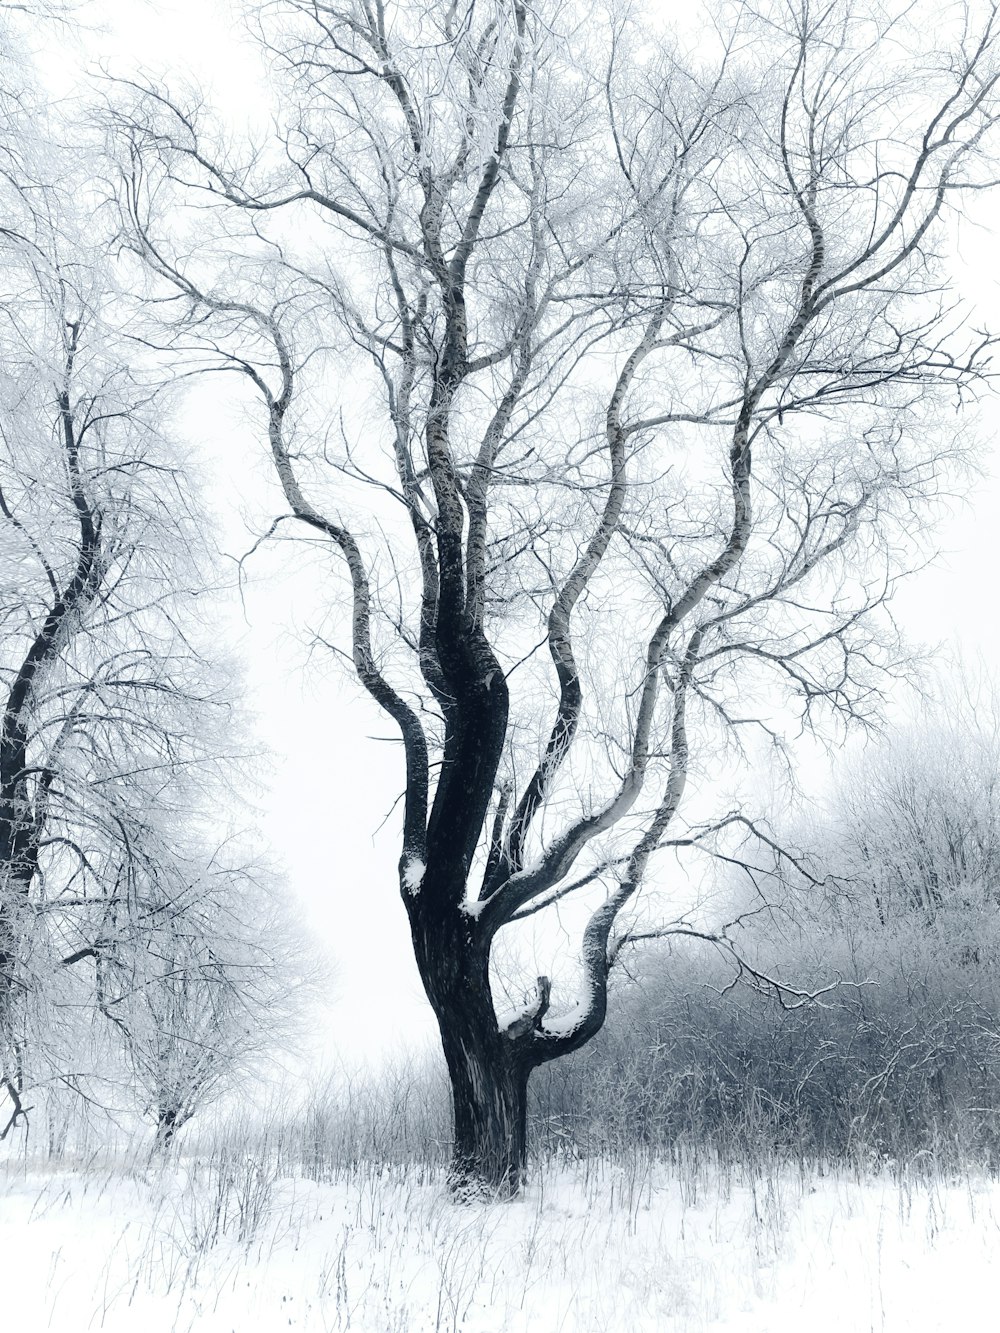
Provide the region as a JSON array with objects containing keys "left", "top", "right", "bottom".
[{"left": 2, "top": 1151, "right": 997, "bottom": 1331}]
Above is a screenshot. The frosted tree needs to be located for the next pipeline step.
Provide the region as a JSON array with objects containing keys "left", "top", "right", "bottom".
[
  {"left": 86, "top": 846, "right": 304, "bottom": 1148},
  {"left": 116, "top": 0, "right": 1000, "bottom": 1193},
  {"left": 0, "top": 15, "right": 296, "bottom": 1143}
]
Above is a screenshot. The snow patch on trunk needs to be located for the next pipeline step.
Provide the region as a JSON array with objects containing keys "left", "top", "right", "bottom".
[
  {"left": 541, "top": 999, "right": 588, "bottom": 1037},
  {"left": 496, "top": 1006, "right": 523, "bottom": 1033},
  {"left": 401, "top": 857, "right": 425, "bottom": 895}
]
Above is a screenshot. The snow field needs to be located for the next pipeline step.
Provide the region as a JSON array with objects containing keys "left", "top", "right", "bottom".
[{"left": 1, "top": 1150, "right": 998, "bottom": 1332}]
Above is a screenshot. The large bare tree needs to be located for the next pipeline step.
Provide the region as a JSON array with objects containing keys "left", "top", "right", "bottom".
[{"left": 115, "top": 0, "right": 1000, "bottom": 1193}]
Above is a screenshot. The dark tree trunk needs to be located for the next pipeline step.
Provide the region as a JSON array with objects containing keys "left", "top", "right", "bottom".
[
  {"left": 408, "top": 901, "right": 531, "bottom": 1197},
  {"left": 444, "top": 1019, "right": 529, "bottom": 1198},
  {"left": 154, "top": 1104, "right": 183, "bottom": 1151}
]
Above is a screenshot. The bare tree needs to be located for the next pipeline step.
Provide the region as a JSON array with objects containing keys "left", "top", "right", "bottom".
[
  {"left": 0, "top": 18, "right": 299, "bottom": 1144},
  {"left": 86, "top": 846, "right": 306, "bottom": 1149},
  {"left": 0, "top": 206, "right": 207, "bottom": 1131},
  {"left": 114, "top": 0, "right": 1000, "bottom": 1193}
]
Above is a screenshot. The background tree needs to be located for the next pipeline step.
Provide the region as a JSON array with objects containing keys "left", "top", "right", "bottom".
[
  {"left": 89, "top": 845, "right": 304, "bottom": 1149},
  {"left": 0, "top": 13, "right": 301, "bottom": 1144},
  {"left": 115, "top": 0, "right": 1000, "bottom": 1194}
]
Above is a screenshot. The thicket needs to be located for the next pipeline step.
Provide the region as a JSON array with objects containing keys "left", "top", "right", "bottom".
[
  {"left": 532, "top": 705, "right": 1000, "bottom": 1170},
  {"left": 529, "top": 924, "right": 1000, "bottom": 1168}
]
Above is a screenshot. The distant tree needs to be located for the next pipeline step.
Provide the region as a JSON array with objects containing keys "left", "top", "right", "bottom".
[
  {"left": 115, "top": 0, "right": 1000, "bottom": 1194},
  {"left": 89, "top": 847, "right": 304, "bottom": 1148}
]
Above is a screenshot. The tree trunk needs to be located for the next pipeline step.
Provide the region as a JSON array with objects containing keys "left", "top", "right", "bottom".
[
  {"left": 443, "top": 1021, "right": 529, "bottom": 1198},
  {"left": 154, "top": 1104, "right": 182, "bottom": 1151},
  {"left": 409, "top": 904, "right": 530, "bottom": 1198}
]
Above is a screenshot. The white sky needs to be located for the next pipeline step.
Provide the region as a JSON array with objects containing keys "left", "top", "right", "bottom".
[{"left": 38, "top": 0, "right": 1000, "bottom": 1068}]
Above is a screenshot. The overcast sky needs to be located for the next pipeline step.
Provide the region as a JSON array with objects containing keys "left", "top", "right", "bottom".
[{"left": 42, "top": 0, "right": 1000, "bottom": 1068}]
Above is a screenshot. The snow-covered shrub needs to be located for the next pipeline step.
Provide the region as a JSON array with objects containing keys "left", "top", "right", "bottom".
[{"left": 531, "top": 891, "right": 1000, "bottom": 1167}]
